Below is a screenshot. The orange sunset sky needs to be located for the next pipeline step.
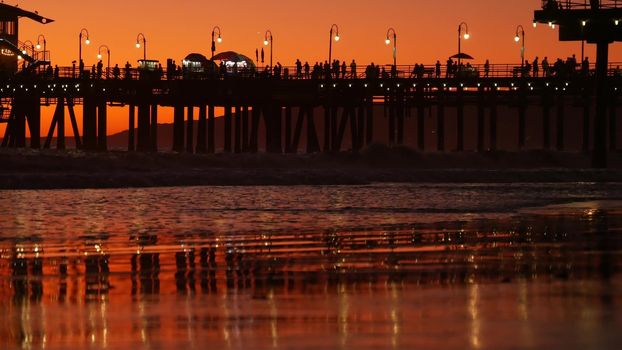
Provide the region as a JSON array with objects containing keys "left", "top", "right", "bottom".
[{"left": 6, "top": 0, "right": 622, "bottom": 136}]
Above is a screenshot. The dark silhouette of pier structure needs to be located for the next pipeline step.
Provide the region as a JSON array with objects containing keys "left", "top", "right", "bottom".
[
  {"left": 535, "top": 0, "right": 622, "bottom": 167},
  {"left": 0, "top": 2, "right": 621, "bottom": 166}
]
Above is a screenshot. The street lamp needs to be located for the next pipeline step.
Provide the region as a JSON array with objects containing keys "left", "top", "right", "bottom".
[
  {"left": 385, "top": 27, "right": 397, "bottom": 69},
  {"left": 515, "top": 25, "right": 525, "bottom": 68},
  {"left": 98, "top": 45, "right": 111, "bottom": 78},
  {"left": 264, "top": 30, "right": 273, "bottom": 69},
  {"left": 328, "top": 24, "right": 340, "bottom": 65},
  {"left": 457, "top": 22, "right": 470, "bottom": 72},
  {"left": 211, "top": 26, "right": 222, "bottom": 60},
  {"left": 136, "top": 33, "right": 147, "bottom": 61},
  {"left": 79, "top": 28, "right": 90, "bottom": 67},
  {"left": 36, "top": 34, "right": 46, "bottom": 62},
  {"left": 21, "top": 40, "right": 34, "bottom": 56},
  {"left": 581, "top": 20, "right": 587, "bottom": 63}
]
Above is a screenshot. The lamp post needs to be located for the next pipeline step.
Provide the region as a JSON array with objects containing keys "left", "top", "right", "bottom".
[
  {"left": 457, "top": 22, "right": 470, "bottom": 72},
  {"left": 79, "top": 28, "right": 90, "bottom": 67},
  {"left": 264, "top": 30, "right": 273, "bottom": 69},
  {"left": 328, "top": 24, "right": 340, "bottom": 65},
  {"left": 211, "top": 26, "right": 222, "bottom": 60},
  {"left": 385, "top": 27, "right": 397, "bottom": 69},
  {"left": 581, "top": 20, "right": 587, "bottom": 63},
  {"left": 36, "top": 34, "right": 46, "bottom": 62},
  {"left": 21, "top": 40, "right": 34, "bottom": 56},
  {"left": 98, "top": 45, "right": 111, "bottom": 78},
  {"left": 136, "top": 33, "right": 147, "bottom": 61},
  {"left": 515, "top": 25, "right": 525, "bottom": 68}
]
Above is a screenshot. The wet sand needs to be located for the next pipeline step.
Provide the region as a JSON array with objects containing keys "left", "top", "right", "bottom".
[
  {"left": 1, "top": 185, "right": 622, "bottom": 349},
  {"left": 1, "top": 147, "right": 622, "bottom": 189}
]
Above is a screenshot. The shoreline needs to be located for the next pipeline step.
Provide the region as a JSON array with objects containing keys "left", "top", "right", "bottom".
[{"left": 1, "top": 147, "right": 622, "bottom": 190}]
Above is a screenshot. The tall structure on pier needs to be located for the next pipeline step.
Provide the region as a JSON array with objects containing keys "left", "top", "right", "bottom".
[
  {"left": 534, "top": 0, "right": 622, "bottom": 168},
  {"left": 0, "top": 3, "right": 53, "bottom": 74}
]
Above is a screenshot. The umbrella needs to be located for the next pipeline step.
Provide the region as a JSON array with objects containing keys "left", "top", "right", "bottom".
[{"left": 449, "top": 53, "right": 474, "bottom": 60}]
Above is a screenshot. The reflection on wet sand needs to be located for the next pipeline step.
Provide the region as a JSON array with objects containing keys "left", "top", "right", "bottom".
[{"left": 1, "top": 208, "right": 621, "bottom": 349}]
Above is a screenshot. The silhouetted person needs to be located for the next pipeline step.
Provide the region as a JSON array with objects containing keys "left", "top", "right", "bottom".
[
  {"left": 304, "top": 61, "right": 310, "bottom": 79},
  {"left": 341, "top": 61, "right": 347, "bottom": 79},
  {"left": 350, "top": 59, "right": 357, "bottom": 78},
  {"left": 435, "top": 60, "right": 441, "bottom": 78},
  {"left": 532, "top": 57, "right": 539, "bottom": 77},
  {"left": 79, "top": 59, "right": 85, "bottom": 78},
  {"left": 524, "top": 60, "right": 532, "bottom": 77},
  {"left": 582, "top": 56, "right": 590, "bottom": 76},
  {"left": 446, "top": 58, "right": 453, "bottom": 78},
  {"left": 96, "top": 60, "right": 103, "bottom": 79},
  {"left": 544, "top": 0, "right": 559, "bottom": 10},
  {"left": 484, "top": 59, "right": 490, "bottom": 77},
  {"left": 570, "top": 54, "right": 578, "bottom": 73},
  {"left": 542, "top": 56, "right": 550, "bottom": 77},
  {"left": 54, "top": 65, "right": 59, "bottom": 79},
  {"left": 296, "top": 59, "right": 302, "bottom": 78},
  {"left": 113, "top": 64, "right": 120, "bottom": 79},
  {"left": 590, "top": 0, "right": 600, "bottom": 10},
  {"left": 124, "top": 61, "right": 131, "bottom": 80}
]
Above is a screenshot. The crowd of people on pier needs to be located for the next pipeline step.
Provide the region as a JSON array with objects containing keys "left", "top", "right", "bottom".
[{"left": 15, "top": 53, "right": 616, "bottom": 82}]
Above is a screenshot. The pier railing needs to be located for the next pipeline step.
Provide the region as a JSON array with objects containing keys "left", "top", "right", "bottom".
[
  {"left": 19, "top": 61, "right": 622, "bottom": 81},
  {"left": 542, "top": 0, "right": 622, "bottom": 10}
]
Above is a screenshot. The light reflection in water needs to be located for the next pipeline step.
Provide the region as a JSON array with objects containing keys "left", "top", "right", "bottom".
[{"left": 0, "top": 185, "right": 622, "bottom": 349}]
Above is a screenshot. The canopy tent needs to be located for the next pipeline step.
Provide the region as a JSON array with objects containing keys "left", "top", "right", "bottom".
[
  {"left": 212, "top": 51, "right": 256, "bottom": 69},
  {"left": 182, "top": 53, "right": 217, "bottom": 72}
]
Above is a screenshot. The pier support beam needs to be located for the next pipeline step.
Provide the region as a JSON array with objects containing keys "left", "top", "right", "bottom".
[
  {"left": 611, "top": 95, "right": 617, "bottom": 151},
  {"left": 477, "top": 87, "right": 485, "bottom": 152},
  {"left": 437, "top": 90, "right": 445, "bottom": 152},
  {"left": 593, "top": 42, "right": 609, "bottom": 168},
  {"left": 518, "top": 88, "right": 527, "bottom": 150},
  {"left": 128, "top": 105, "right": 135, "bottom": 151},
  {"left": 208, "top": 105, "right": 215, "bottom": 153},
  {"left": 137, "top": 104, "right": 151, "bottom": 152},
  {"left": 234, "top": 106, "right": 241, "bottom": 153},
  {"left": 417, "top": 89, "right": 425, "bottom": 151},
  {"left": 556, "top": 94, "right": 565, "bottom": 152},
  {"left": 173, "top": 105, "right": 184, "bottom": 152},
  {"left": 456, "top": 87, "right": 464, "bottom": 152},
  {"left": 97, "top": 101, "right": 107, "bottom": 151},
  {"left": 583, "top": 92, "right": 591, "bottom": 152},
  {"left": 224, "top": 106, "right": 232, "bottom": 153},
  {"left": 83, "top": 95, "right": 97, "bottom": 150},
  {"left": 242, "top": 106, "right": 249, "bottom": 152},
  {"left": 542, "top": 91, "right": 551, "bottom": 150},
  {"left": 490, "top": 90, "right": 498, "bottom": 152},
  {"left": 186, "top": 106, "right": 194, "bottom": 153},
  {"left": 197, "top": 105, "right": 207, "bottom": 153},
  {"left": 150, "top": 105, "right": 158, "bottom": 152}
]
